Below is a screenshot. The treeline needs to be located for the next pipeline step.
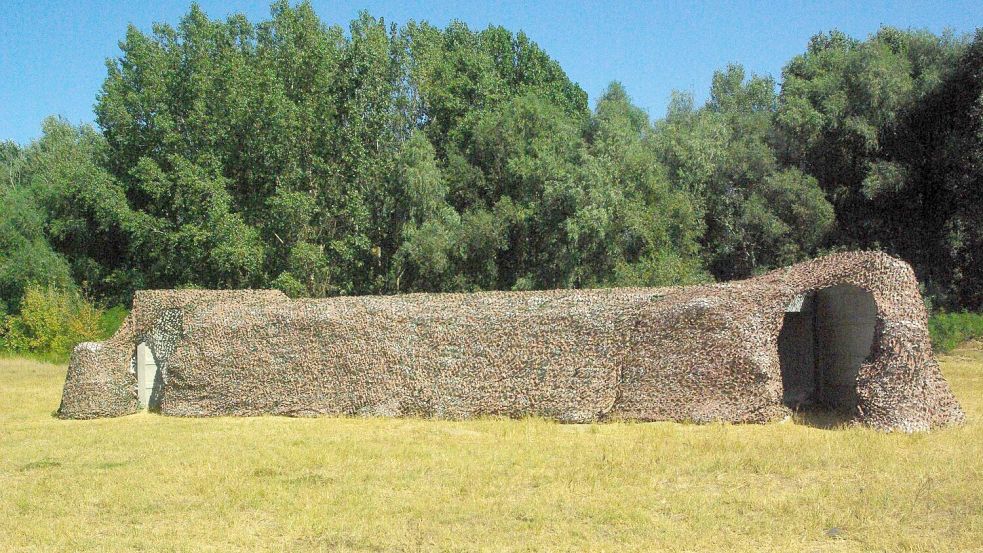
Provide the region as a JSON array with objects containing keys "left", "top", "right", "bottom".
[{"left": 2, "top": 2, "right": 982, "bottom": 334}]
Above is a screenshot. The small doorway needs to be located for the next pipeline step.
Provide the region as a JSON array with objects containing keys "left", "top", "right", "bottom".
[
  {"left": 778, "top": 285, "right": 877, "bottom": 414},
  {"left": 136, "top": 342, "right": 161, "bottom": 410}
]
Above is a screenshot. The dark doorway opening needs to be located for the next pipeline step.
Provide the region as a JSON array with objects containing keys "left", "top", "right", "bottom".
[{"left": 778, "top": 285, "right": 877, "bottom": 417}]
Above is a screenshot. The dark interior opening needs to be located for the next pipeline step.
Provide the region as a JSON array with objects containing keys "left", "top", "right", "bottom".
[{"left": 777, "top": 285, "right": 877, "bottom": 414}]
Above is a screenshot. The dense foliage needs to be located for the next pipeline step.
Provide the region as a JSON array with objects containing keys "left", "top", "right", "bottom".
[
  {"left": 929, "top": 312, "right": 983, "bottom": 353},
  {"left": 776, "top": 28, "right": 982, "bottom": 309},
  {"left": 0, "top": 285, "right": 123, "bottom": 362},
  {"left": 1, "top": 3, "right": 981, "bottom": 352}
]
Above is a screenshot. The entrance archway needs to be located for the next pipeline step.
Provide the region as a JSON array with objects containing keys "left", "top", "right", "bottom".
[{"left": 778, "top": 285, "right": 877, "bottom": 413}]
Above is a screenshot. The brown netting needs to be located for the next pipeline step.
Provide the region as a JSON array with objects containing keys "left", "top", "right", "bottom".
[{"left": 57, "top": 252, "right": 964, "bottom": 431}]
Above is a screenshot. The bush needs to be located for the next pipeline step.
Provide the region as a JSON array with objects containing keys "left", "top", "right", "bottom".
[
  {"left": 99, "top": 305, "right": 129, "bottom": 337},
  {"left": 0, "top": 285, "right": 105, "bottom": 361},
  {"left": 271, "top": 272, "right": 307, "bottom": 299},
  {"left": 929, "top": 312, "right": 983, "bottom": 353}
]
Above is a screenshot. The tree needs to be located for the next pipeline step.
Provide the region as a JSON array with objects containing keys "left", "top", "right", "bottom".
[
  {"left": 90, "top": 2, "right": 600, "bottom": 296},
  {"left": 579, "top": 83, "right": 706, "bottom": 287},
  {"left": 655, "top": 66, "right": 834, "bottom": 279},
  {"left": 0, "top": 145, "right": 74, "bottom": 313},
  {"left": 775, "top": 28, "right": 965, "bottom": 246},
  {"left": 387, "top": 131, "right": 462, "bottom": 291},
  {"left": 866, "top": 31, "right": 983, "bottom": 308}
]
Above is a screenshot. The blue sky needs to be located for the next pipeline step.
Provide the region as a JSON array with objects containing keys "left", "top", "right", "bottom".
[{"left": 2, "top": 0, "right": 981, "bottom": 145}]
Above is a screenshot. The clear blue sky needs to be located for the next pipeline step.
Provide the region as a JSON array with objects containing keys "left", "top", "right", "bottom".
[{"left": 2, "top": 0, "right": 981, "bottom": 145}]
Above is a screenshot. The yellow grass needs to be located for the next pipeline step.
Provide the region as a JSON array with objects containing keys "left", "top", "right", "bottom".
[{"left": 2, "top": 347, "right": 982, "bottom": 552}]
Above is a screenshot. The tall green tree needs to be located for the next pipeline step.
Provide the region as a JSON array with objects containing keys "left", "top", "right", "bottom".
[
  {"left": 90, "top": 2, "right": 638, "bottom": 297},
  {"left": 0, "top": 140, "right": 74, "bottom": 313},
  {"left": 775, "top": 28, "right": 965, "bottom": 246},
  {"left": 13, "top": 119, "right": 134, "bottom": 304},
  {"left": 865, "top": 31, "right": 983, "bottom": 308},
  {"left": 655, "top": 66, "right": 834, "bottom": 279},
  {"left": 578, "top": 83, "right": 706, "bottom": 286}
]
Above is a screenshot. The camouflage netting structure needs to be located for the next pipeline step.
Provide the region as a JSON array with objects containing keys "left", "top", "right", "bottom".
[{"left": 58, "top": 251, "right": 964, "bottom": 431}]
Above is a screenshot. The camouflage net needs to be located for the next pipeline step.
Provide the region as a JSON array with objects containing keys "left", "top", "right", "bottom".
[{"left": 58, "top": 251, "right": 964, "bottom": 431}]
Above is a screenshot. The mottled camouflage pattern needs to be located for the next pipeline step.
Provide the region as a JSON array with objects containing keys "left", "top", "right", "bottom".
[{"left": 58, "top": 252, "right": 964, "bottom": 431}]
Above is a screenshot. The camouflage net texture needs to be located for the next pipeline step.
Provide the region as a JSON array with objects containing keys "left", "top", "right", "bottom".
[{"left": 58, "top": 251, "right": 964, "bottom": 431}]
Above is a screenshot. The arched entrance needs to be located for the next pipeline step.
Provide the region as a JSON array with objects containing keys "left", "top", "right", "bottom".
[{"left": 778, "top": 285, "right": 877, "bottom": 413}]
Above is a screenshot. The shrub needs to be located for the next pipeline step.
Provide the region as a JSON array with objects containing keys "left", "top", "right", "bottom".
[
  {"left": 271, "top": 272, "right": 307, "bottom": 299},
  {"left": 929, "top": 312, "right": 983, "bottom": 353},
  {"left": 99, "top": 305, "right": 129, "bottom": 337},
  {"left": 0, "top": 285, "right": 105, "bottom": 360}
]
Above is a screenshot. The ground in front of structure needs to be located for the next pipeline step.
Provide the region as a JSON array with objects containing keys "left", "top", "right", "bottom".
[{"left": 2, "top": 346, "right": 982, "bottom": 552}]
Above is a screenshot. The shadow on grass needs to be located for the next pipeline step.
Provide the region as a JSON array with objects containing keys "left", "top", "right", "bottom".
[{"left": 789, "top": 407, "right": 856, "bottom": 430}]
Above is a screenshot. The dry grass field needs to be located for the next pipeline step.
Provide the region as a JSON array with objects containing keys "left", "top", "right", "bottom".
[{"left": 2, "top": 346, "right": 982, "bottom": 552}]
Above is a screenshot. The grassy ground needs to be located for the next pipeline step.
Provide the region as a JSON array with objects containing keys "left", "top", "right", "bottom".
[{"left": 1, "top": 348, "right": 982, "bottom": 552}]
